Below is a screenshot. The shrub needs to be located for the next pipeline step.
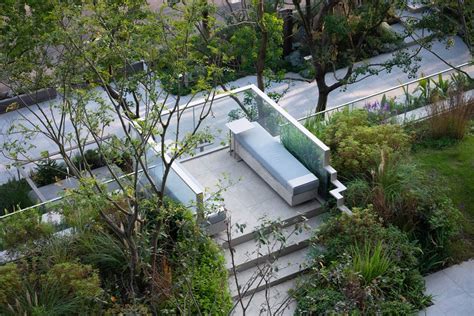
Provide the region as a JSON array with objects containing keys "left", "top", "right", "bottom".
[
  {"left": 0, "top": 262, "right": 102, "bottom": 315},
  {"left": 293, "top": 288, "right": 347, "bottom": 315},
  {"left": 105, "top": 304, "right": 151, "bottom": 315},
  {"left": 43, "top": 262, "right": 102, "bottom": 299},
  {"left": 0, "top": 208, "right": 54, "bottom": 251},
  {"left": 0, "top": 178, "right": 34, "bottom": 215},
  {"left": 32, "top": 159, "right": 68, "bottom": 186},
  {"left": 315, "top": 207, "right": 420, "bottom": 269},
  {"left": 345, "top": 159, "right": 461, "bottom": 272},
  {"left": 345, "top": 178, "right": 372, "bottom": 209},
  {"left": 72, "top": 149, "right": 105, "bottom": 171},
  {"left": 0, "top": 263, "right": 22, "bottom": 306},
  {"left": 316, "top": 109, "right": 410, "bottom": 179},
  {"left": 373, "top": 159, "right": 461, "bottom": 271},
  {"left": 161, "top": 205, "right": 232, "bottom": 315},
  {"left": 293, "top": 207, "right": 430, "bottom": 314}
]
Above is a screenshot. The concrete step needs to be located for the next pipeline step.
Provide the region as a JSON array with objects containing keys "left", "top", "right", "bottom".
[
  {"left": 218, "top": 200, "right": 324, "bottom": 249},
  {"left": 230, "top": 278, "right": 298, "bottom": 316},
  {"left": 228, "top": 247, "right": 310, "bottom": 300},
  {"left": 407, "top": 1, "right": 429, "bottom": 13},
  {"left": 225, "top": 213, "right": 327, "bottom": 273}
]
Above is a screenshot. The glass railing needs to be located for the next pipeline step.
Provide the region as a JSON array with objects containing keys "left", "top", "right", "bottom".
[
  {"left": 298, "top": 62, "right": 474, "bottom": 124},
  {"left": 141, "top": 137, "right": 204, "bottom": 212}
]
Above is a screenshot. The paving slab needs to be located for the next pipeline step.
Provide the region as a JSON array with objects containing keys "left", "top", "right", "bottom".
[{"left": 420, "top": 260, "right": 474, "bottom": 316}]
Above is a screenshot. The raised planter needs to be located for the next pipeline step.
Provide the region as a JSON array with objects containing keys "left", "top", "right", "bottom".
[
  {"left": 0, "top": 88, "right": 57, "bottom": 114},
  {"left": 28, "top": 165, "right": 124, "bottom": 203}
]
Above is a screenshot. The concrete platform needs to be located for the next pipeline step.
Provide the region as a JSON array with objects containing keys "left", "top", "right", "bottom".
[{"left": 181, "top": 148, "right": 323, "bottom": 242}]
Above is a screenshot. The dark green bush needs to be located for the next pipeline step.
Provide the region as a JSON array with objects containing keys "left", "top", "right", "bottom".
[
  {"left": 294, "top": 207, "right": 430, "bottom": 314},
  {"left": 32, "top": 159, "right": 68, "bottom": 186},
  {"left": 0, "top": 178, "right": 34, "bottom": 215},
  {"left": 352, "top": 159, "right": 460, "bottom": 272},
  {"left": 72, "top": 149, "right": 105, "bottom": 170},
  {"left": 345, "top": 178, "right": 372, "bottom": 209},
  {"left": 293, "top": 287, "right": 347, "bottom": 315},
  {"left": 160, "top": 204, "right": 232, "bottom": 315}
]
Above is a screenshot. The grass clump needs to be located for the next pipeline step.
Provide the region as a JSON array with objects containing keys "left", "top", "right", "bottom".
[{"left": 351, "top": 241, "right": 391, "bottom": 285}]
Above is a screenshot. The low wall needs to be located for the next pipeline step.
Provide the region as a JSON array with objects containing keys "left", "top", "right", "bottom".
[{"left": 0, "top": 88, "right": 57, "bottom": 113}]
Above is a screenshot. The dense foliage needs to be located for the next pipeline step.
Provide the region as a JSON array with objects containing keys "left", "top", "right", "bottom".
[
  {"left": 412, "top": 133, "right": 474, "bottom": 264},
  {"left": 309, "top": 109, "right": 461, "bottom": 272},
  {"left": 0, "top": 194, "right": 231, "bottom": 314},
  {"left": 0, "top": 208, "right": 54, "bottom": 251},
  {"left": 345, "top": 160, "right": 461, "bottom": 272},
  {"left": 293, "top": 207, "right": 430, "bottom": 314}
]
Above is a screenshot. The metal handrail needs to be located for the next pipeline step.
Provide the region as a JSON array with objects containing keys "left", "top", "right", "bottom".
[{"left": 297, "top": 61, "right": 473, "bottom": 122}]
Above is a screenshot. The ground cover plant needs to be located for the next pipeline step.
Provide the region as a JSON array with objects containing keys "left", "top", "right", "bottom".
[{"left": 412, "top": 134, "right": 474, "bottom": 263}]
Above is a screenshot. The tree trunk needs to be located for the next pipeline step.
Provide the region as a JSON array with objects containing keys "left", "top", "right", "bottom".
[
  {"left": 256, "top": 0, "right": 268, "bottom": 92},
  {"left": 457, "top": 0, "right": 471, "bottom": 51},
  {"left": 316, "top": 91, "right": 329, "bottom": 113},
  {"left": 315, "top": 66, "right": 330, "bottom": 113},
  {"left": 280, "top": 9, "right": 293, "bottom": 57}
]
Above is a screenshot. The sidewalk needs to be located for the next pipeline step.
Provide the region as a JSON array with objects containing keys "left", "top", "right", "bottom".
[{"left": 420, "top": 260, "right": 474, "bottom": 315}]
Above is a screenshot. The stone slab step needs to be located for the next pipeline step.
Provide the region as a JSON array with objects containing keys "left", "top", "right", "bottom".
[
  {"left": 228, "top": 247, "right": 310, "bottom": 300},
  {"left": 218, "top": 200, "right": 324, "bottom": 249},
  {"left": 225, "top": 213, "right": 327, "bottom": 273},
  {"left": 230, "top": 278, "right": 298, "bottom": 316}
]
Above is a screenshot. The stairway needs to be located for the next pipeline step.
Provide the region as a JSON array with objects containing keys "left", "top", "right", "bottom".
[{"left": 222, "top": 202, "right": 328, "bottom": 315}]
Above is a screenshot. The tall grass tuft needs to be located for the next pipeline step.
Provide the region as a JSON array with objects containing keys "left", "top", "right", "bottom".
[
  {"left": 351, "top": 241, "right": 392, "bottom": 284},
  {"left": 427, "top": 90, "right": 473, "bottom": 140}
]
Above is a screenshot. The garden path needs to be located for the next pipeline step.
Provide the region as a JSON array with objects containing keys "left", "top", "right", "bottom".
[{"left": 420, "top": 260, "right": 474, "bottom": 315}]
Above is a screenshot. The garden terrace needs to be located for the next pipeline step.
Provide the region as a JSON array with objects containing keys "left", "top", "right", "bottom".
[{"left": 0, "top": 86, "right": 346, "bottom": 312}]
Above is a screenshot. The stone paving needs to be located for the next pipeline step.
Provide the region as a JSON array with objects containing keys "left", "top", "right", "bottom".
[
  {"left": 181, "top": 148, "right": 322, "bottom": 241},
  {"left": 420, "top": 260, "right": 474, "bottom": 316}
]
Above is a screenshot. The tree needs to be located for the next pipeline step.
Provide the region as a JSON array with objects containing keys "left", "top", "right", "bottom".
[
  {"left": 292, "top": 0, "right": 424, "bottom": 112},
  {"left": 209, "top": 0, "right": 284, "bottom": 91},
  {"left": 0, "top": 0, "right": 225, "bottom": 308}
]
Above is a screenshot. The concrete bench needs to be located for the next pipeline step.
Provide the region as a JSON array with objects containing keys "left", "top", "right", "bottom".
[{"left": 227, "top": 118, "right": 319, "bottom": 206}]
